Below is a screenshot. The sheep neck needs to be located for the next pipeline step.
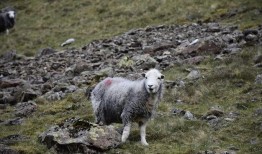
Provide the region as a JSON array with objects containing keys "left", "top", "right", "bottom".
[{"left": 145, "top": 94, "right": 158, "bottom": 111}]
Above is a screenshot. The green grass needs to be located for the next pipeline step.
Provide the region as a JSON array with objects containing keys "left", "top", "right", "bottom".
[
  {"left": 0, "top": 92, "right": 94, "bottom": 153},
  {"left": 0, "top": 47, "right": 261, "bottom": 153},
  {"left": 1, "top": 0, "right": 262, "bottom": 56},
  {"left": 109, "top": 46, "right": 262, "bottom": 154}
]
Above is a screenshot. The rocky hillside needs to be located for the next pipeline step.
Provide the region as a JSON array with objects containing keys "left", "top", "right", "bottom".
[
  {"left": 0, "top": 23, "right": 261, "bottom": 105},
  {"left": 1, "top": 22, "right": 262, "bottom": 153}
]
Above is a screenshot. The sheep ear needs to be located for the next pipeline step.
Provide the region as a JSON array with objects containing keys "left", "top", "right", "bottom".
[
  {"left": 161, "top": 75, "right": 165, "bottom": 79},
  {"left": 142, "top": 73, "right": 146, "bottom": 77}
]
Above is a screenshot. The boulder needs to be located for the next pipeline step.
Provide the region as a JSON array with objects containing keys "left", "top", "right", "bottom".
[
  {"left": 36, "top": 47, "right": 57, "bottom": 57},
  {"left": 186, "top": 70, "right": 201, "bottom": 80},
  {"left": 0, "top": 134, "right": 29, "bottom": 145},
  {"left": 15, "top": 101, "right": 37, "bottom": 117},
  {"left": 39, "top": 118, "right": 121, "bottom": 153},
  {"left": 132, "top": 54, "right": 158, "bottom": 70},
  {"left": 0, "top": 144, "right": 19, "bottom": 154},
  {"left": 255, "top": 74, "right": 262, "bottom": 84},
  {"left": 0, "top": 117, "right": 24, "bottom": 126}
]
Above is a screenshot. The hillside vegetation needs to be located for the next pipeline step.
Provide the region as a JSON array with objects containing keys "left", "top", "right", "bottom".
[
  {"left": 0, "top": 0, "right": 262, "bottom": 55},
  {"left": 0, "top": 0, "right": 262, "bottom": 154}
]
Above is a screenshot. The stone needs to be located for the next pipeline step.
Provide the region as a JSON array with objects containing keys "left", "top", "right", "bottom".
[
  {"left": 0, "top": 144, "right": 19, "bottom": 154},
  {"left": 245, "top": 34, "right": 258, "bottom": 42},
  {"left": 0, "top": 79, "right": 24, "bottom": 89},
  {"left": 207, "top": 23, "right": 221, "bottom": 32},
  {"left": 254, "top": 108, "right": 262, "bottom": 116},
  {"left": 36, "top": 47, "right": 57, "bottom": 57},
  {"left": 0, "top": 92, "right": 17, "bottom": 105},
  {"left": 94, "top": 67, "right": 114, "bottom": 78},
  {"left": 0, "top": 134, "right": 29, "bottom": 145},
  {"left": 186, "top": 70, "right": 201, "bottom": 80},
  {"left": 0, "top": 50, "right": 17, "bottom": 62},
  {"left": 253, "top": 55, "right": 262, "bottom": 64},
  {"left": 0, "top": 117, "right": 24, "bottom": 126},
  {"left": 132, "top": 54, "right": 158, "bottom": 70},
  {"left": 203, "top": 107, "right": 224, "bottom": 119},
  {"left": 183, "top": 56, "right": 205, "bottom": 64},
  {"left": 20, "top": 89, "right": 39, "bottom": 102},
  {"left": 73, "top": 62, "right": 90, "bottom": 75},
  {"left": 39, "top": 118, "right": 121, "bottom": 153},
  {"left": 15, "top": 101, "right": 37, "bottom": 117},
  {"left": 255, "top": 74, "right": 262, "bottom": 84},
  {"left": 44, "top": 91, "right": 66, "bottom": 101},
  {"left": 171, "top": 108, "right": 185, "bottom": 116},
  {"left": 183, "top": 111, "right": 195, "bottom": 120},
  {"left": 118, "top": 56, "right": 135, "bottom": 69},
  {"left": 243, "top": 29, "right": 258, "bottom": 36}
]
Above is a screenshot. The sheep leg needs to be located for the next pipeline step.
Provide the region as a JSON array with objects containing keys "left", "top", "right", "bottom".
[
  {"left": 121, "top": 122, "right": 131, "bottom": 143},
  {"left": 139, "top": 122, "right": 149, "bottom": 146},
  {"left": 6, "top": 29, "right": 9, "bottom": 35}
]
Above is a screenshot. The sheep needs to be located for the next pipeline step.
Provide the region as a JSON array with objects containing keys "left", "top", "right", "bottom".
[
  {"left": 0, "top": 7, "right": 16, "bottom": 34},
  {"left": 91, "top": 69, "right": 164, "bottom": 146}
]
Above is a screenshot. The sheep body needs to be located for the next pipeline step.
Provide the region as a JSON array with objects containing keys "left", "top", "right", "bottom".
[
  {"left": 0, "top": 7, "right": 16, "bottom": 34},
  {"left": 91, "top": 69, "right": 164, "bottom": 145}
]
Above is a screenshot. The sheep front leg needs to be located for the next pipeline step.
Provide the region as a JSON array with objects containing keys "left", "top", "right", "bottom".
[
  {"left": 139, "top": 122, "right": 149, "bottom": 146},
  {"left": 122, "top": 122, "right": 131, "bottom": 143}
]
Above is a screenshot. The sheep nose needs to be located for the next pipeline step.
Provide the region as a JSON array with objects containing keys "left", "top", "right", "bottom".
[{"left": 148, "top": 85, "right": 153, "bottom": 88}]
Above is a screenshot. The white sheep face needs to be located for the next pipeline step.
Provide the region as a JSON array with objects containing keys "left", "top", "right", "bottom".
[
  {"left": 143, "top": 69, "right": 164, "bottom": 94},
  {"left": 8, "top": 11, "right": 15, "bottom": 18}
]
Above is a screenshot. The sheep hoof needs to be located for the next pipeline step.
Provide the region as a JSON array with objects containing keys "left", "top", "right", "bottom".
[{"left": 141, "top": 141, "right": 149, "bottom": 146}]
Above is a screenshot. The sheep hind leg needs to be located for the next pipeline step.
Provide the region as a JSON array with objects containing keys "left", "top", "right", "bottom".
[
  {"left": 139, "top": 122, "right": 149, "bottom": 146},
  {"left": 121, "top": 122, "right": 131, "bottom": 143}
]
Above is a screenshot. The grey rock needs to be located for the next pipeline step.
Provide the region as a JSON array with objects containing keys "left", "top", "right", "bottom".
[
  {"left": 250, "top": 137, "right": 259, "bottom": 145},
  {"left": 39, "top": 118, "right": 121, "bottom": 153},
  {"left": 73, "top": 62, "right": 90, "bottom": 75},
  {"left": 0, "top": 117, "right": 24, "bottom": 126},
  {"left": 183, "top": 56, "right": 205, "bottom": 64},
  {"left": 171, "top": 108, "right": 185, "bottom": 116},
  {"left": 94, "top": 67, "right": 114, "bottom": 78},
  {"left": 64, "top": 66, "right": 75, "bottom": 77},
  {"left": 202, "top": 107, "right": 224, "bottom": 119},
  {"left": 0, "top": 144, "right": 19, "bottom": 154},
  {"left": 207, "top": 23, "right": 221, "bottom": 32},
  {"left": 45, "top": 91, "right": 66, "bottom": 101},
  {"left": 0, "top": 134, "right": 29, "bottom": 145},
  {"left": 0, "top": 92, "right": 16, "bottom": 105},
  {"left": 20, "top": 89, "right": 39, "bottom": 102},
  {"left": 65, "top": 85, "right": 77, "bottom": 93},
  {"left": 245, "top": 34, "right": 258, "bottom": 42},
  {"left": 255, "top": 74, "right": 262, "bottom": 84},
  {"left": 36, "top": 47, "right": 57, "bottom": 57},
  {"left": 254, "top": 108, "right": 262, "bottom": 116},
  {"left": 15, "top": 101, "right": 37, "bottom": 117},
  {"left": 132, "top": 54, "right": 158, "bottom": 70},
  {"left": 243, "top": 29, "right": 258, "bottom": 36},
  {"left": 186, "top": 70, "right": 201, "bottom": 80},
  {"left": 183, "top": 111, "right": 195, "bottom": 120},
  {"left": 253, "top": 55, "right": 262, "bottom": 64},
  {"left": 72, "top": 76, "right": 91, "bottom": 86},
  {"left": 0, "top": 50, "right": 17, "bottom": 62},
  {"left": 0, "top": 78, "right": 24, "bottom": 89}
]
